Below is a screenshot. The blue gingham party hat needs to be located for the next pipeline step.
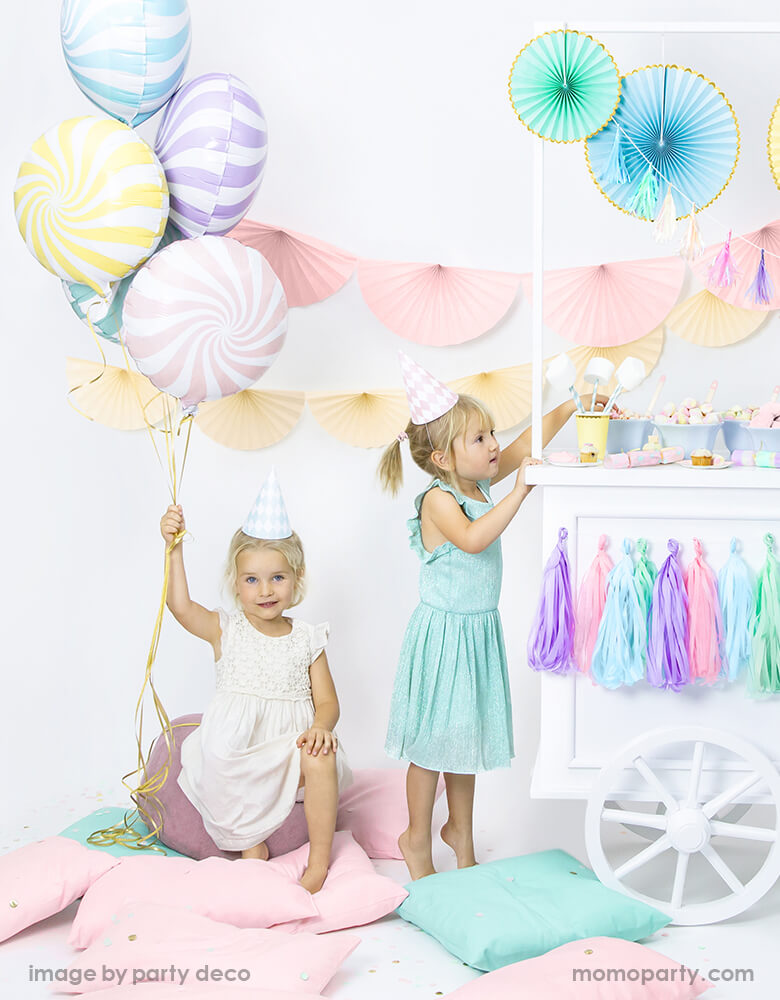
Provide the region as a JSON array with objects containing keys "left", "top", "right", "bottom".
[{"left": 242, "top": 468, "right": 292, "bottom": 539}]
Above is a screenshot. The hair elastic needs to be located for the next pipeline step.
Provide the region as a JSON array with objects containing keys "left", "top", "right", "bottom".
[{"left": 397, "top": 431, "right": 408, "bottom": 443}]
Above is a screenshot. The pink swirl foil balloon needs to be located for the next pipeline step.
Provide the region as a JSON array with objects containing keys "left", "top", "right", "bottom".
[{"left": 122, "top": 235, "right": 287, "bottom": 413}]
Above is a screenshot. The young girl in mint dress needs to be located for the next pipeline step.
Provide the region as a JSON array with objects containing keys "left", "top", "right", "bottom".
[{"left": 379, "top": 351, "right": 585, "bottom": 881}]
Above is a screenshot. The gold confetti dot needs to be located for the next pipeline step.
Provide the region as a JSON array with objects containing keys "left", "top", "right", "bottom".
[
  {"left": 369, "top": 969, "right": 376, "bottom": 973},
  {"left": 128, "top": 934, "right": 137, "bottom": 941},
  {"left": 392, "top": 959, "right": 400, "bottom": 964},
  {"left": 9, "top": 900, "right": 18, "bottom": 908},
  {"left": 585, "top": 948, "right": 594, "bottom": 954}
]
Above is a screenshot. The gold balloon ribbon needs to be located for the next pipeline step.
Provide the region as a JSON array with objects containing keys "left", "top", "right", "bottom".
[{"left": 65, "top": 303, "right": 109, "bottom": 420}]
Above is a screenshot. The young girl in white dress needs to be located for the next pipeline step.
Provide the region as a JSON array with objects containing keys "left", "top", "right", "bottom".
[{"left": 160, "top": 471, "right": 352, "bottom": 893}]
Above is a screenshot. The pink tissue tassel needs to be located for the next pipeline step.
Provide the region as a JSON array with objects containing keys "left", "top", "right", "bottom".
[
  {"left": 574, "top": 534, "right": 613, "bottom": 673},
  {"left": 685, "top": 537, "right": 726, "bottom": 683}
]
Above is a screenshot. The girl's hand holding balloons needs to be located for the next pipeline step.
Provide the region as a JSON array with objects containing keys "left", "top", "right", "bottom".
[{"left": 160, "top": 505, "right": 185, "bottom": 546}]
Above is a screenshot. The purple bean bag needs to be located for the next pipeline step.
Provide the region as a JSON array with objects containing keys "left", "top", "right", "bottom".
[{"left": 135, "top": 714, "right": 309, "bottom": 860}]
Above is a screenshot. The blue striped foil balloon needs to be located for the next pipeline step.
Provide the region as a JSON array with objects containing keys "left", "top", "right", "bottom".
[
  {"left": 60, "top": 0, "right": 191, "bottom": 127},
  {"left": 155, "top": 73, "right": 268, "bottom": 237}
]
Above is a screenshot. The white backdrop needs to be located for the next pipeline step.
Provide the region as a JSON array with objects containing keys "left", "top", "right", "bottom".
[{"left": 3, "top": 1, "right": 780, "bottom": 859}]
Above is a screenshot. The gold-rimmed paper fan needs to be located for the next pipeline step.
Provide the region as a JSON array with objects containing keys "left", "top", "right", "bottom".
[
  {"left": 449, "top": 365, "right": 532, "bottom": 431},
  {"left": 307, "top": 390, "right": 409, "bottom": 448},
  {"left": 768, "top": 97, "right": 780, "bottom": 190},
  {"left": 569, "top": 326, "right": 664, "bottom": 393},
  {"left": 665, "top": 290, "right": 765, "bottom": 347},
  {"left": 65, "top": 357, "right": 171, "bottom": 430},
  {"left": 195, "top": 389, "right": 305, "bottom": 450}
]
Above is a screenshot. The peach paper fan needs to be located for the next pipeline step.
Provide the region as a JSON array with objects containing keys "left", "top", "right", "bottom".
[
  {"left": 65, "top": 357, "right": 171, "bottom": 430},
  {"left": 521, "top": 256, "right": 684, "bottom": 346},
  {"left": 358, "top": 260, "right": 521, "bottom": 345},
  {"left": 665, "top": 290, "right": 765, "bottom": 347},
  {"left": 569, "top": 326, "right": 664, "bottom": 393},
  {"left": 195, "top": 389, "right": 305, "bottom": 450},
  {"left": 449, "top": 365, "right": 531, "bottom": 431},
  {"left": 307, "top": 390, "right": 409, "bottom": 448},
  {"left": 692, "top": 221, "right": 780, "bottom": 312},
  {"left": 227, "top": 221, "right": 357, "bottom": 307}
]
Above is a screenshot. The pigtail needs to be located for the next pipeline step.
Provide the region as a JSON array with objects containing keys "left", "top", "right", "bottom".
[{"left": 378, "top": 431, "right": 408, "bottom": 495}]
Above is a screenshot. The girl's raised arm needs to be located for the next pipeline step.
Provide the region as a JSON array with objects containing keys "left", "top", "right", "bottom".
[{"left": 161, "top": 505, "right": 221, "bottom": 652}]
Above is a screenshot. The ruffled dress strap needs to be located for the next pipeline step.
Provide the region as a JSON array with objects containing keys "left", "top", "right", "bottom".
[
  {"left": 306, "top": 621, "right": 330, "bottom": 664},
  {"left": 407, "top": 478, "right": 492, "bottom": 563}
]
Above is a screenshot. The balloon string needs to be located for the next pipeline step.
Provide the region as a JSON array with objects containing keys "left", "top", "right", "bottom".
[{"left": 65, "top": 306, "right": 108, "bottom": 420}]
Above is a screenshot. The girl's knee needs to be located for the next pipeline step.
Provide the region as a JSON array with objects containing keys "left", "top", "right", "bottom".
[{"left": 300, "top": 747, "right": 336, "bottom": 774}]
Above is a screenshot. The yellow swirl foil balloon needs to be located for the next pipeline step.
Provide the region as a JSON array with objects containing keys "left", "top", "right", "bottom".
[{"left": 14, "top": 116, "right": 169, "bottom": 295}]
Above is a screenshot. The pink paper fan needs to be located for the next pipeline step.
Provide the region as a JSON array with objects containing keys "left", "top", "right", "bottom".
[
  {"left": 358, "top": 260, "right": 521, "bottom": 346},
  {"left": 692, "top": 221, "right": 780, "bottom": 312},
  {"left": 521, "top": 256, "right": 685, "bottom": 347},
  {"left": 227, "top": 220, "right": 357, "bottom": 307}
]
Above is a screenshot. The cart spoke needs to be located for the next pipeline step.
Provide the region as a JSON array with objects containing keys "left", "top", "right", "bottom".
[
  {"left": 601, "top": 808, "right": 668, "bottom": 831},
  {"left": 710, "top": 820, "right": 778, "bottom": 844},
  {"left": 670, "top": 851, "right": 690, "bottom": 910},
  {"left": 702, "top": 772, "right": 765, "bottom": 819},
  {"left": 700, "top": 844, "right": 744, "bottom": 892},
  {"left": 632, "top": 756, "right": 679, "bottom": 813},
  {"left": 614, "top": 833, "right": 672, "bottom": 880},
  {"left": 685, "top": 741, "right": 705, "bottom": 808}
]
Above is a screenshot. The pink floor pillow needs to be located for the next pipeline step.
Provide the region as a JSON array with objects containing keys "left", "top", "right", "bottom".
[{"left": 135, "top": 714, "right": 308, "bottom": 859}]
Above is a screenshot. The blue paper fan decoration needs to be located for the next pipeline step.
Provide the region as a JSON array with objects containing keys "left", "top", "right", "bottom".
[
  {"left": 509, "top": 30, "right": 621, "bottom": 143},
  {"left": 585, "top": 65, "right": 740, "bottom": 220}
]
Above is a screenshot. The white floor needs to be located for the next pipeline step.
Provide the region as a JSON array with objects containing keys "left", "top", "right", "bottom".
[{"left": 2, "top": 786, "right": 778, "bottom": 1000}]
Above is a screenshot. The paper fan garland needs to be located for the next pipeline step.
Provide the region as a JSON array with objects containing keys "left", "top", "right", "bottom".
[
  {"left": 521, "top": 256, "right": 684, "bottom": 346},
  {"left": 227, "top": 221, "right": 357, "bottom": 307},
  {"left": 692, "top": 222, "right": 780, "bottom": 312},
  {"left": 358, "top": 260, "right": 520, "bottom": 345},
  {"left": 768, "top": 98, "right": 780, "bottom": 190},
  {"left": 508, "top": 30, "right": 621, "bottom": 142},
  {"left": 449, "top": 365, "right": 531, "bottom": 431},
  {"left": 195, "top": 389, "right": 305, "bottom": 450},
  {"left": 570, "top": 327, "right": 664, "bottom": 393},
  {"left": 665, "top": 289, "right": 766, "bottom": 346},
  {"left": 65, "top": 358, "right": 171, "bottom": 430},
  {"left": 307, "top": 390, "right": 409, "bottom": 447},
  {"left": 585, "top": 65, "right": 740, "bottom": 220}
]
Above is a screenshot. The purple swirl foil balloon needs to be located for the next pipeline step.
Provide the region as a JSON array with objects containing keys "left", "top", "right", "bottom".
[{"left": 155, "top": 72, "right": 267, "bottom": 237}]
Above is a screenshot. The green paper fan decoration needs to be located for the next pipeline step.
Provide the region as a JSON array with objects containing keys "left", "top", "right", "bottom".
[{"left": 508, "top": 30, "right": 621, "bottom": 143}]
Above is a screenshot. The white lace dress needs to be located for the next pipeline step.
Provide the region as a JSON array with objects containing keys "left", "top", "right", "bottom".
[{"left": 178, "top": 610, "right": 353, "bottom": 851}]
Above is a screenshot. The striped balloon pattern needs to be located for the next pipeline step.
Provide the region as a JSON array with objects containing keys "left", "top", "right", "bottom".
[
  {"left": 14, "top": 116, "right": 169, "bottom": 295},
  {"left": 60, "top": 0, "right": 191, "bottom": 126},
  {"left": 122, "top": 236, "right": 287, "bottom": 413},
  {"left": 155, "top": 73, "right": 268, "bottom": 237}
]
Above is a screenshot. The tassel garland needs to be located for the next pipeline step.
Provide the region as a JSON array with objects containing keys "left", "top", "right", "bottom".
[
  {"left": 653, "top": 186, "right": 677, "bottom": 243},
  {"left": 527, "top": 527, "right": 575, "bottom": 674},
  {"left": 678, "top": 206, "right": 703, "bottom": 261},
  {"left": 574, "top": 534, "right": 613, "bottom": 673},
  {"left": 685, "top": 538, "right": 726, "bottom": 683},
  {"left": 748, "top": 533, "right": 780, "bottom": 695},
  {"left": 647, "top": 539, "right": 690, "bottom": 691},
  {"left": 590, "top": 539, "right": 647, "bottom": 689},
  {"left": 708, "top": 230, "right": 739, "bottom": 288},
  {"left": 746, "top": 248, "right": 774, "bottom": 306},
  {"left": 628, "top": 165, "right": 658, "bottom": 220},
  {"left": 601, "top": 126, "right": 630, "bottom": 186},
  {"left": 718, "top": 538, "right": 754, "bottom": 681},
  {"left": 634, "top": 538, "right": 657, "bottom": 662}
]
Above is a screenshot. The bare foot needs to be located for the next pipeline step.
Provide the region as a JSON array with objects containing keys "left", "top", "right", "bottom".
[
  {"left": 241, "top": 842, "right": 269, "bottom": 861},
  {"left": 398, "top": 828, "right": 436, "bottom": 880},
  {"left": 299, "top": 864, "right": 329, "bottom": 893},
  {"left": 441, "top": 821, "right": 477, "bottom": 869}
]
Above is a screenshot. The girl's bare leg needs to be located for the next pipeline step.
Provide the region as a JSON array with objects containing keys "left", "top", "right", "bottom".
[
  {"left": 441, "top": 772, "right": 477, "bottom": 869},
  {"left": 241, "top": 842, "right": 269, "bottom": 860},
  {"left": 398, "top": 762, "right": 439, "bottom": 880},
  {"left": 299, "top": 747, "right": 339, "bottom": 893}
]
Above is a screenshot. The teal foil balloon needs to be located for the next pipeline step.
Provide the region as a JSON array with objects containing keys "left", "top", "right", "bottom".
[{"left": 508, "top": 30, "right": 621, "bottom": 142}]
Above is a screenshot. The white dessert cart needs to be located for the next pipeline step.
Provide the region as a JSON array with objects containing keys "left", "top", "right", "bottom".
[{"left": 524, "top": 19, "right": 780, "bottom": 926}]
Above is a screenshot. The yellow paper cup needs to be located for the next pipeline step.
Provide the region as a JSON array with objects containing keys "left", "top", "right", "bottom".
[{"left": 576, "top": 413, "right": 610, "bottom": 460}]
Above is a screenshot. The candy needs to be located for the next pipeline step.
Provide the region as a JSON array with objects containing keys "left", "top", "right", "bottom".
[{"left": 604, "top": 452, "right": 630, "bottom": 469}]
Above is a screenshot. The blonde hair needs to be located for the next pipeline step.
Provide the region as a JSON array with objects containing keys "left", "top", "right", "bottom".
[
  {"left": 223, "top": 530, "right": 306, "bottom": 607},
  {"left": 377, "top": 394, "right": 495, "bottom": 495}
]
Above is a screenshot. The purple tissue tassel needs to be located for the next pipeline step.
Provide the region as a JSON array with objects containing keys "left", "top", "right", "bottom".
[
  {"left": 746, "top": 249, "right": 774, "bottom": 306},
  {"left": 647, "top": 539, "right": 690, "bottom": 691},
  {"left": 527, "top": 527, "right": 575, "bottom": 674}
]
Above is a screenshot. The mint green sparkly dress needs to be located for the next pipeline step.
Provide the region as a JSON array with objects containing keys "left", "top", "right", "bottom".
[{"left": 385, "top": 479, "right": 514, "bottom": 773}]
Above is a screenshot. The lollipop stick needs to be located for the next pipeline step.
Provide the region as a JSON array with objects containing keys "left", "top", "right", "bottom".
[
  {"left": 704, "top": 379, "right": 718, "bottom": 405},
  {"left": 590, "top": 379, "right": 599, "bottom": 413},
  {"left": 644, "top": 375, "right": 666, "bottom": 418},
  {"left": 569, "top": 384, "right": 586, "bottom": 413}
]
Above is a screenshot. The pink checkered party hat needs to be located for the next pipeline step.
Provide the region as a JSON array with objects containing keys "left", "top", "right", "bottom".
[
  {"left": 398, "top": 351, "right": 458, "bottom": 424},
  {"left": 243, "top": 468, "right": 292, "bottom": 539}
]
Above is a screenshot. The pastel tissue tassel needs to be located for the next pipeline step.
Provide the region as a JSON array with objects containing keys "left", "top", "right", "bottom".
[
  {"left": 574, "top": 535, "right": 613, "bottom": 673},
  {"left": 708, "top": 230, "right": 739, "bottom": 288},
  {"left": 685, "top": 538, "right": 726, "bottom": 684},
  {"left": 718, "top": 538, "right": 754, "bottom": 681},
  {"left": 646, "top": 539, "right": 690, "bottom": 691},
  {"left": 746, "top": 248, "right": 774, "bottom": 306},
  {"left": 748, "top": 533, "right": 780, "bottom": 695},
  {"left": 527, "top": 527, "right": 575, "bottom": 674},
  {"left": 590, "top": 539, "right": 647, "bottom": 689},
  {"left": 634, "top": 538, "right": 657, "bottom": 654}
]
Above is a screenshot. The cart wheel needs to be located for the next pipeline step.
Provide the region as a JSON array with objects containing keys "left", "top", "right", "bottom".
[
  {"left": 604, "top": 800, "right": 750, "bottom": 842},
  {"left": 585, "top": 726, "right": 780, "bottom": 925}
]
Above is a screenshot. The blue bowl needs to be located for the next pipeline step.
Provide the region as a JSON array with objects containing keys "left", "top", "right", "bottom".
[
  {"left": 654, "top": 421, "right": 722, "bottom": 458},
  {"left": 606, "top": 418, "right": 653, "bottom": 453},
  {"left": 721, "top": 419, "right": 753, "bottom": 453},
  {"left": 748, "top": 426, "right": 780, "bottom": 451}
]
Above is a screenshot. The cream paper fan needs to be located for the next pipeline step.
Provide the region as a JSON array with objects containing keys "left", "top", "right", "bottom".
[
  {"left": 570, "top": 326, "right": 664, "bottom": 393},
  {"left": 449, "top": 365, "right": 531, "bottom": 431},
  {"left": 195, "top": 389, "right": 305, "bottom": 450},
  {"left": 307, "top": 390, "right": 409, "bottom": 447},
  {"left": 65, "top": 357, "right": 171, "bottom": 430},
  {"left": 665, "top": 289, "right": 765, "bottom": 347}
]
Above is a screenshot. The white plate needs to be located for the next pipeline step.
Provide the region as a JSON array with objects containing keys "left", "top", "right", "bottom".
[
  {"left": 546, "top": 458, "right": 603, "bottom": 468},
  {"left": 679, "top": 459, "right": 732, "bottom": 470}
]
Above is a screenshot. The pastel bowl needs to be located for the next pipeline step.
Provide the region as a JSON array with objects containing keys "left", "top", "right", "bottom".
[
  {"left": 653, "top": 421, "right": 722, "bottom": 458},
  {"left": 721, "top": 418, "right": 753, "bottom": 453},
  {"left": 749, "top": 425, "right": 780, "bottom": 451},
  {"left": 606, "top": 418, "right": 653, "bottom": 454}
]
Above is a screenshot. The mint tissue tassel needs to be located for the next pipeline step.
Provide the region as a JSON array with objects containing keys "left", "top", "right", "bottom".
[
  {"left": 634, "top": 538, "right": 657, "bottom": 663},
  {"left": 748, "top": 533, "right": 780, "bottom": 695},
  {"left": 600, "top": 125, "right": 630, "bottom": 186},
  {"left": 574, "top": 534, "right": 613, "bottom": 674},
  {"left": 647, "top": 539, "right": 690, "bottom": 691},
  {"left": 718, "top": 537, "right": 754, "bottom": 681},
  {"left": 527, "top": 527, "right": 575, "bottom": 674},
  {"left": 685, "top": 537, "right": 726, "bottom": 684},
  {"left": 590, "top": 539, "right": 646, "bottom": 689},
  {"left": 629, "top": 164, "right": 658, "bottom": 220}
]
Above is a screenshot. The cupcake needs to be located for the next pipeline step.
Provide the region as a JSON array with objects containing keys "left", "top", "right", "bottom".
[
  {"left": 691, "top": 448, "right": 713, "bottom": 467},
  {"left": 580, "top": 443, "right": 598, "bottom": 464}
]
